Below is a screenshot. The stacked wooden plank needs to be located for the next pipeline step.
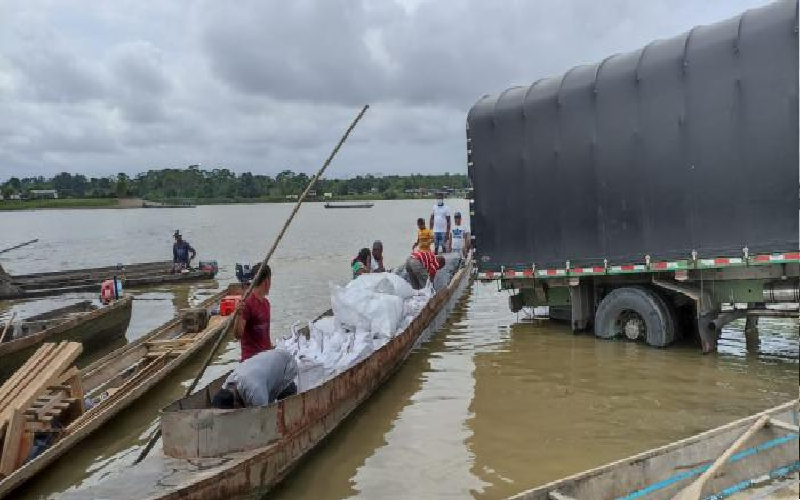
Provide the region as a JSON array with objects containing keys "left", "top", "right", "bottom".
[{"left": 0, "top": 342, "right": 82, "bottom": 477}]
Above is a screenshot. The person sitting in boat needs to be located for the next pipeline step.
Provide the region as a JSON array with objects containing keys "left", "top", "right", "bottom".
[
  {"left": 371, "top": 240, "right": 385, "bottom": 273},
  {"left": 211, "top": 349, "right": 298, "bottom": 408},
  {"left": 404, "top": 251, "right": 445, "bottom": 290},
  {"left": 234, "top": 263, "right": 273, "bottom": 362},
  {"left": 172, "top": 230, "right": 196, "bottom": 272},
  {"left": 412, "top": 218, "right": 433, "bottom": 253},
  {"left": 352, "top": 248, "right": 371, "bottom": 279}
]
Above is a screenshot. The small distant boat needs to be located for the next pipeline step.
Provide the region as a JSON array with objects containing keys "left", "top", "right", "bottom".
[
  {"left": 0, "top": 297, "right": 133, "bottom": 380},
  {"left": 506, "top": 400, "right": 799, "bottom": 500},
  {"left": 141, "top": 200, "right": 195, "bottom": 208},
  {"left": 324, "top": 202, "right": 374, "bottom": 209},
  {"left": 0, "top": 261, "right": 217, "bottom": 301}
]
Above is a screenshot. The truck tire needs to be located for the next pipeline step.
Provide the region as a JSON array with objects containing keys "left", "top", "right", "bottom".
[
  {"left": 648, "top": 290, "right": 679, "bottom": 343},
  {"left": 594, "top": 287, "right": 677, "bottom": 347}
]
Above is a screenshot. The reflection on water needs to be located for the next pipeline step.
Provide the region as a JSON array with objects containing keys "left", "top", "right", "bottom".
[
  {"left": 268, "top": 283, "right": 797, "bottom": 500},
  {"left": 1, "top": 202, "right": 797, "bottom": 500}
]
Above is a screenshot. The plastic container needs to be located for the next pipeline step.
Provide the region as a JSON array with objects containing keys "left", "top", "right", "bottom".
[
  {"left": 219, "top": 295, "right": 242, "bottom": 316},
  {"left": 100, "top": 280, "right": 115, "bottom": 304},
  {"left": 199, "top": 260, "right": 219, "bottom": 275}
]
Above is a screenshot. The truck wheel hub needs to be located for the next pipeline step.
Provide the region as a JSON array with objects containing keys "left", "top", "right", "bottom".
[{"left": 619, "top": 311, "right": 646, "bottom": 340}]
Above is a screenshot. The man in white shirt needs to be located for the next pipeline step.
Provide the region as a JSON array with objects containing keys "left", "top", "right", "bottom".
[
  {"left": 448, "top": 211, "right": 470, "bottom": 257},
  {"left": 429, "top": 193, "right": 451, "bottom": 255}
]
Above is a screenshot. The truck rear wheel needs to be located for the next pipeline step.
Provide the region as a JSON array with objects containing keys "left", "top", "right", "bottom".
[{"left": 594, "top": 287, "right": 677, "bottom": 347}]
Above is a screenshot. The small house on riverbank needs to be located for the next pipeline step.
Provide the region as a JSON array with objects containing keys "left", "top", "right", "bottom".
[{"left": 29, "top": 189, "right": 58, "bottom": 199}]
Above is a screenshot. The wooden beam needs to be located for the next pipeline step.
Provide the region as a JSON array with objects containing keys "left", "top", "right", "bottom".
[
  {"left": 0, "top": 409, "right": 25, "bottom": 476},
  {"left": 768, "top": 418, "right": 799, "bottom": 433},
  {"left": 0, "top": 342, "right": 82, "bottom": 436}
]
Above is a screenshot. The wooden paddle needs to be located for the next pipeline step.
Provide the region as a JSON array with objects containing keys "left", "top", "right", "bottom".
[
  {"left": 133, "top": 104, "right": 369, "bottom": 466},
  {"left": 0, "top": 313, "right": 16, "bottom": 343},
  {"left": 672, "top": 415, "right": 769, "bottom": 500}
]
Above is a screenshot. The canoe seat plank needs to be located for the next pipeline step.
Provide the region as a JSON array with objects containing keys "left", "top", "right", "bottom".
[
  {"left": 547, "top": 491, "right": 577, "bottom": 500},
  {"left": 768, "top": 418, "right": 799, "bottom": 433}
]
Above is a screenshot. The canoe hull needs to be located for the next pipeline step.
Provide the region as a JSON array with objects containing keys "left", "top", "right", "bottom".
[
  {"left": 0, "top": 290, "right": 234, "bottom": 499},
  {"left": 507, "top": 401, "right": 799, "bottom": 500},
  {"left": 149, "top": 258, "right": 473, "bottom": 499},
  {"left": 1, "top": 261, "right": 216, "bottom": 300},
  {"left": 0, "top": 297, "right": 133, "bottom": 380}
]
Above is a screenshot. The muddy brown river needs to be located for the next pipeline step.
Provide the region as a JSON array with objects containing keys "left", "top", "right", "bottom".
[{"left": 1, "top": 200, "right": 797, "bottom": 500}]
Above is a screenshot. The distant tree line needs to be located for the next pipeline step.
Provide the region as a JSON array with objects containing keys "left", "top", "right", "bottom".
[{"left": 0, "top": 166, "right": 469, "bottom": 201}]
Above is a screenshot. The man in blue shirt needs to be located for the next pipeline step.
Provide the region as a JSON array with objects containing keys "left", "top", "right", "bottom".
[{"left": 172, "top": 230, "right": 196, "bottom": 272}]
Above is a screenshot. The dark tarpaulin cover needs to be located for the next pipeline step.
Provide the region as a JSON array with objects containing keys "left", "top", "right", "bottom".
[{"left": 468, "top": 0, "right": 799, "bottom": 271}]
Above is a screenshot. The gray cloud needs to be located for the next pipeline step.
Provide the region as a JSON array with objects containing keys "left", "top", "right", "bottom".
[{"left": 0, "top": 0, "right": 774, "bottom": 179}]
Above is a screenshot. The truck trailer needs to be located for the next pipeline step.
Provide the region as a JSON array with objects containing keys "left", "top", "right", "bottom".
[{"left": 467, "top": 0, "right": 798, "bottom": 352}]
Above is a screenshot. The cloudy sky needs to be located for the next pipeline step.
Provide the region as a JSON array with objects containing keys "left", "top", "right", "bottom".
[{"left": 0, "top": 0, "right": 773, "bottom": 179}]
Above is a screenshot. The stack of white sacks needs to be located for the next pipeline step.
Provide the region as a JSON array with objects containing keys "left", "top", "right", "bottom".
[{"left": 278, "top": 273, "right": 434, "bottom": 391}]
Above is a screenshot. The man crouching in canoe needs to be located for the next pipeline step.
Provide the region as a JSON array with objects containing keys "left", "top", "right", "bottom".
[
  {"left": 212, "top": 349, "right": 298, "bottom": 408},
  {"left": 234, "top": 263, "right": 273, "bottom": 361}
]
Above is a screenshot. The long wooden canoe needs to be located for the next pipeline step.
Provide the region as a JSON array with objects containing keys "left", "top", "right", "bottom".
[
  {"left": 0, "top": 287, "right": 235, "bottom": 499},
  {"left": 0, "top": 297, "right": 133, "bottom": 380},
  {"left": 506, "top": 400, "right": 799, "bottom": 500},
  {"left": 1, "top": 261, "right": 217, "bottom": 300},
  {"left": 56, "top": 256, "right": 473, "bottom": 500}
]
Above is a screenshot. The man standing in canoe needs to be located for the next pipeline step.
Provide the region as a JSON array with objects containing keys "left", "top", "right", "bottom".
[
  {"left": 234, "top": 263, "right": 273, "bottom": 361},
  {"left": 172, "top": 230, "right": 196, "bottom": 272},
  {"left": 429, "top": 193, "right": 451, "bottom": 255}
]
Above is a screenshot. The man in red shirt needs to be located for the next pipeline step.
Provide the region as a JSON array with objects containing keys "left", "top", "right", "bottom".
[
  {"left": 234, "top": 263, "right": 273, "bottom": 361},
  {"left": 404, "top": 251, "right": 445, "bottom": 290}
]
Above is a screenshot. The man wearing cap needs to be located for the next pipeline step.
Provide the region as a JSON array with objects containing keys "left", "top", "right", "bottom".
[
  {"left": 172, "top": 230, "right": 196, "bottom": 272},
  {"left": 429, "top": 193, "right": 451, "bottom": 255},
  {"left": 448, "top": 212, "right": 471, "bottom": 257}
]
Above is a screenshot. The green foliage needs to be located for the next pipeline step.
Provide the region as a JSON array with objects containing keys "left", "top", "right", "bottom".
[
  {"left": 1, "top": 168, "right": 469, "bottom": 202},
  {"left": 0, "top": 198, "right": 116, "bottom": 210}
]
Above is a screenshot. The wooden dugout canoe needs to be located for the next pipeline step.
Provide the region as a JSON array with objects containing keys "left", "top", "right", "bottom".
[
  {"left": 506, "top": 400, "right": 799, "bottom": 500},
  {"left": 0, "top": 287, "right": 235, "bottom": 499},
  {"left": 0, "top": 297, "right": 133, "bottom": 380},
  {"left": 57, "top": 256, "right": 474, "bottom": 500},
  {"left": 1, "top": 261, "right": 217, "bottom": 301},
  {"left": 323, "top": 202, "right": 375, "bottom": 208}
]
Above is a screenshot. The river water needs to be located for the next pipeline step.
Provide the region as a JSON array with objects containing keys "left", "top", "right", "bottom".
[{"left": 0, "top": 200, "right": 797, "bottom": 500}]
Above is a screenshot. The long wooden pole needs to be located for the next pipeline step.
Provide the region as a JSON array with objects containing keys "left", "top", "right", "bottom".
[
  {"left": 673, "top": 415, "right": 769, "bottom": 500},
  {"left": 133, "top": 104, "right": 369, "bottom": 465}
]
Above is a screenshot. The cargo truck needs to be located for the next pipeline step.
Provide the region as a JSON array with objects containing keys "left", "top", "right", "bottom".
[{"left": 467, "top": 0, "right": 799, "bottom": 352}]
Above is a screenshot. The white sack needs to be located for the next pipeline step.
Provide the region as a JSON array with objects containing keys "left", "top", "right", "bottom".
[
  {"left": 331, "top": 284, "right": 404, "bottom": 337},
  {"left": 346, "top": 273, "right": 414, "bottom": 299}
]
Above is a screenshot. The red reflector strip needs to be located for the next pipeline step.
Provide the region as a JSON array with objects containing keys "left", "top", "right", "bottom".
[
  {"left": 754, "top": 255, "right": 771, "bottom": 262},
  {"left": 593, "top": 266, "right": 604, "bottom": 273},
  {"left": 714, "top": 258, "right": 729, "bottom": 265},
  {"left": 504, "top": 270, "right": 515, "bottom": 278},
  {"left": 786, "top": 252, "right": 799, "bottom": 260},
  {"left": 546, "top": 269, "right": 558, "bottom": 276},
  {"left": 621, "top": 265, "right": 634, "bottom": 271},
  {"left": 653, "top": 262, "right": 668, "bottom": 270},
  {"left": 523, "top": 269, "right": 534, "bottom": 277},
  {"left": 572, "top": 268, "right": 583, "bottom": 274}
]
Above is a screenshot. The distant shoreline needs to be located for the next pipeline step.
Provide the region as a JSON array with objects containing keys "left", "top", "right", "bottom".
[{"left": 0, "top": 195, "right": 458, "bottom": 212}]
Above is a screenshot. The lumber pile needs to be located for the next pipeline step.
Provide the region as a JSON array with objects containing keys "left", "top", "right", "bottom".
[{"left": 0, "top": 342, "right": 83, "bottom": 477}]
